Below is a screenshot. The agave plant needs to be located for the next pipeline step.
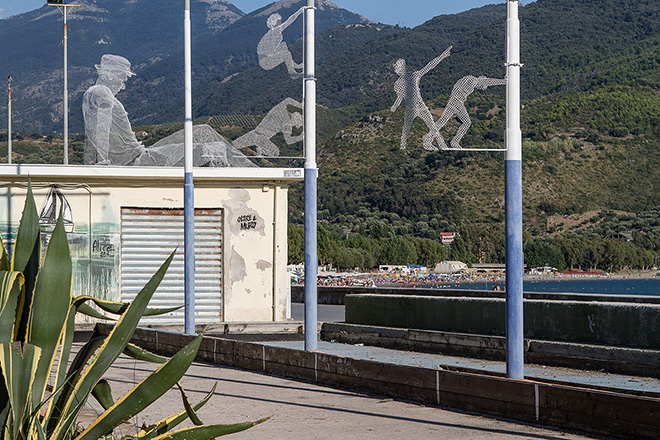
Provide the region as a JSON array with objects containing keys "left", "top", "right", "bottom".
[{"left": 0, "top": 184, "right": 266, "bottom": 440}]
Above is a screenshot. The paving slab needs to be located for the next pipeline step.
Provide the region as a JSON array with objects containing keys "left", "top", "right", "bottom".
[{"left": 83, "top": 343, "right": 611, "bottom": 440}]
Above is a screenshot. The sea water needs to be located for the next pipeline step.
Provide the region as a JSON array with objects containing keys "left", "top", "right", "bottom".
[{"left": 435, "top": 278, "right": 660, "bottom": 296}]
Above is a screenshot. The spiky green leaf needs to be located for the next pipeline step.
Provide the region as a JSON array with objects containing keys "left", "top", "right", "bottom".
[
  {"left": 136, "top": 384, "right": 217, "bottom": 440},
  {"left": 75, "top": 335, "right": 203, "bottom": 440},
  {"left": 28, "top": 212, "right": 73, "bottom": 409},
  {"left": 50, "top": 251, "right": 175, "bottom": 440},
  {"left": 0, "top": 342, "right": 41, "bottom": 438},
  {"left": 91, "top": 379, "right": 114, "bottom": 411},
  {"left": 11, "top": 183, "right": 41, "bottom": 343},
  {"left": 85, "top": 298, "right": 183, "bottom": 316},
  {"left": 0, "top": 234, "right": 9, "bottom": 272},
  {"left": 148, "top": 418, "right": 269, "bottom": 440},
  {"left": 175, "top": 383, "right": 203, "bottom": 426},
  {"left": 123, "top": 344, "right": 167, "bottom": 364},
  {"left": 0, "top": 271, "right": 24, "bottom": 343}
]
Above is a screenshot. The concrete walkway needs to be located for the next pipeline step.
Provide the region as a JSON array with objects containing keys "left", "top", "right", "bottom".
[{"left": 89, "top": 343, "right": 610, "bottom": 440}]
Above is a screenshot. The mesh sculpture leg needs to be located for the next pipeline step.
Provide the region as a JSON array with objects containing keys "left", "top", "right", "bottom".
[{"left": 451, "top": 106, "right": 471, "bottom": 149}]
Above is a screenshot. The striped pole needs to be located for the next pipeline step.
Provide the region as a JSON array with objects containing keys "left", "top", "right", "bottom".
[
  {"left": 183, "top": 0, "right": 196, "bottom": 335},
  {"left": 505, "top": 0, "right": 524, "bottom": 379},
  {"left": 304, "top": 0, "right": 318, "bottom": 351}
]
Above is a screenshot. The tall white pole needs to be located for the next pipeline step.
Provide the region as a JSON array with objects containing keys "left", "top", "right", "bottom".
[
  {"left": 63, "top": 8, "right": 69, "bottom": 165},
  {"left": 49, "top": 3, "right": 81, "bottom": 163},
  {"left": 505, "top": 0, "right": 524, "bottom": 379},
  {"left": 7, "top": 76, "right": 11, "bottom": 164},
  {"left": 303, "top": 0, "right": 318, "bottom": 351},
  {"left": 183, "top": 0, "right": 196, "bottom": 335}
]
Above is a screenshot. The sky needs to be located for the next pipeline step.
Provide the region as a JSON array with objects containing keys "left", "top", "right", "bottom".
[{"left": 1, "top": 0, "right": 535, "bottom": 26}]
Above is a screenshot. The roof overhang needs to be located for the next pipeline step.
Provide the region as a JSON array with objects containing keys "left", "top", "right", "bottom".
[{"left": 0, "top": 164, "right": 304, "bottom": 186}]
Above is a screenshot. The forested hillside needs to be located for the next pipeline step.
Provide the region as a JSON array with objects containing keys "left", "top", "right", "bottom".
[{"left": 3, "top": 0, "right": 660, "bottom": 272}]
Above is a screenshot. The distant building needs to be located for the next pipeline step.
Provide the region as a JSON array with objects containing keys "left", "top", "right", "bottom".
[
  {"left": 433, "top": 261, "right": 467, "bottom": 274},
  {"left": 439, "top": 232, "right": 458, "bottom": 245},
  {"left": 472, "top": 263, "right": 506, "bottom": 273},
  {"left": 530, "top": 266, "right": 557, "bottom": 275}
]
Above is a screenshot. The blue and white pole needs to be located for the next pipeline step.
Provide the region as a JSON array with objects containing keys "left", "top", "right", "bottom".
[
  {"left": 505, "top": 0, "right": 524, "bottom": 379},
  {"left": 183, "top": 0, "right": 196, "bottom": 335},
  {"left": 304, "top": 0, "right": 318, "bottom": 351}
]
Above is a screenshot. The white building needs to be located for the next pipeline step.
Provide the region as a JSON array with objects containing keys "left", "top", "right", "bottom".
[
  {"left": 433, "top": 260, "right": 468, "bottom": 274},
  {"left": 0, "top": 164, "right": 303, "bottom": 324}
]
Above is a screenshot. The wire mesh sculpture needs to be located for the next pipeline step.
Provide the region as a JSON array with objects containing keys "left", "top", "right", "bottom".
[
  {"left": 83, "top": 55, "right": 256, "bottom": 167},
  {"left": 232, "top": 98, "right": 303, "bottom": 156},
  {"left": 435, "top": 75, "right": 506, "bottom": 149},
  {"left": 135, "top": 124, "right": 257, "bottom": 167},
  {"left": 257, "top": 9, "right": 304, "bottom": 77},
  {"left": 82, "top": 54, "right": 144, "bottom": 165},
  {"left": 391, "top": 46, "right": 452, "bottom": 151}
]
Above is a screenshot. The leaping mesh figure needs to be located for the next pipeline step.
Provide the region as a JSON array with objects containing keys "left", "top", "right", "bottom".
[
  {"left": 435, "top": 75, "right": 506, "bottom": 149},
  {"left": 232, "top": 98, "right": 303, "bottom": 156},
  {"left": 391, "top": 46, "right": 452, "bottom": 151},
  {"left": 257, "top": 10, "right": 304, "bottom": 77}
]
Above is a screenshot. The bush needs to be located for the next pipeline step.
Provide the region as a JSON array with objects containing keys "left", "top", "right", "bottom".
[{"left": 609, "top": 126, "right": 630, "bottom": 137}]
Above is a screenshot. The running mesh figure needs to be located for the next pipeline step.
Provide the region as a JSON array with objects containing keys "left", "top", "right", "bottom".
[
  {"left": 232, "top": 98, "right": 303, "bottom": 156},
  {"left": 257, "top": 10, "right": 304, "bottom": 77},
  {"left": 435, "top": 75, "right": 506, "bottom": 149},
  {"left": 391, "top": 46, "right": 452, "bottom": 150}
]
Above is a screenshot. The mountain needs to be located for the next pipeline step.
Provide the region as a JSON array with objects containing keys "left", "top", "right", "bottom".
[
  {"left": 0, "top": 0, "right": 244, "bottom": 133},
  {"left": 0, "top": 0, "right": 370, "bottom": 134},
  {"left": 122, "top": 0, "right": 372, "bottom": 125},
  {"left": 199, "top": 0, "right": 660, "bottom": 119}
]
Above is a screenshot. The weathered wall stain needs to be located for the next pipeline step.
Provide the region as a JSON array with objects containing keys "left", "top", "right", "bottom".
[
  {"left": 256, "top": 259, "right": 273, "bottom": 271},
  {"left": 230, "top": 246, "right": 247, "bottom": 283}
]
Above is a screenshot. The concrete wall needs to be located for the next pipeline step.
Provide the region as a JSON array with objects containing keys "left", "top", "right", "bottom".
[
  {"left": 345, "top": 294, "right": 660, "bottom": 349},
  {"left": 95, "top": 323, "right": 660, "bottom": 439},
  {"left": 0, "top": 165, "right": 302, "bottom": 322},
  {"left": 291, "top": 285, "right": 660, "bottom": 305}
]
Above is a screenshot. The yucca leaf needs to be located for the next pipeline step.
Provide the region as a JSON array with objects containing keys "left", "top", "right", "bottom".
[
  {"left": 175, "top": 383, "right": 203, "bottom": 426},
  {"left": 27, "top": 212, "right": 73, "bottom": 409},
  {"left": 147, "top": 418, "right": 269, "bottom": 440},
  {"left": 0, "top": 342, "right": 41, "bottom": 438},
  {"left": 75, "top": 302, "right": 115, "bottom": 321},
  {"left": 0, "top": 271, "right": 25, "bottom": 343},
  {"left": 85, "top": 298, "right": 183, "bottom": 316},
  {"left": 44, "top": 297, "right": 102, "bottom": 429},
  {"left": 136, "top": 384, "right": 217, "bottom": 440},
  {"left": 11, "top": 183, "right": 41, "bottom": 343},
  {"left": 91, "top": 379, "right": 114, "bottom": 411},
  {"left": 0, "top": 399, "right": 11, "bottom": 438},
  {"left": 50, "top": 251, "right": 175, "bottom": 440},
  {"left": 123, "top": 344, "right": 167, "bottom": 364},
  {"left": 0, "top": 234, "right": 9, "bottom": 272},
  {"left": 45, "top": 335, "right": 106, "bottom": 436},
  {"left": 74, "top": 335, "right": 203, "bottom": 440}
]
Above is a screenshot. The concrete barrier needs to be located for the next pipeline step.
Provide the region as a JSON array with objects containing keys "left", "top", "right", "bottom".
[
  {"left": 94, "top": 323, "right": 660, "bottom": 439},
  {"left": 345, "top": 294, "right": 660, "bottom": 349},
  {"left": 291, "top": 285, "right": 660, "bottom": 305},
  {"left": 321, "top": 322, "right": 660, "bottom": 378}
]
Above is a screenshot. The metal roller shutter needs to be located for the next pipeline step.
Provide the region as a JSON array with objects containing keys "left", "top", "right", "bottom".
[{"left": 121, "top": 207, "right": 223, "bottom": 325}]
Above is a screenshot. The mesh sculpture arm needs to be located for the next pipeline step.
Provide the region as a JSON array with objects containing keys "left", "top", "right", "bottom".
[
  {"left": 281, "top": 7, "right": 304, "bottom": 29},
  {"left": 419, "top": 45, "right": 452, "bottom": 76},
  {"left": 478, "top": 77, "right": 507, "bottom": 88},
  {"left": 391, "top": 80, "right": 403, "bottom": 112}
]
